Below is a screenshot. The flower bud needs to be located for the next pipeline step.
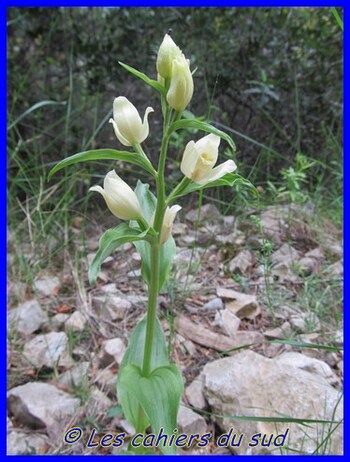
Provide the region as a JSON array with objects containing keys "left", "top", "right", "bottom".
[
  {"left": 181, "top": 134, "right": 237, "bottom": 185},
  {"left": 89, "top": 170, "right": 143, "bottom": 221},
  {"left": 166, "top": 55, "right": 194, "bottom": 112},
  {"left": 159, "top": 205, "right": 181, "bottom": 244},
  {"left": 109, "top": 97, "right": 153, "bottom": 147},
  {"left": 156, "top": 34, "right": 182, "bottom": 79}
]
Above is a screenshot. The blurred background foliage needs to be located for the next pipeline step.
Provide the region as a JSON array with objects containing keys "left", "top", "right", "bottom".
[{"left": 7, "top": 7, "right": 343, "bottom": 227}]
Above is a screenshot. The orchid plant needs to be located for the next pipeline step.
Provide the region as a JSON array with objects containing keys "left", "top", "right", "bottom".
[{"left": 49, "top": 33, "right": 255, "bottom": 454}]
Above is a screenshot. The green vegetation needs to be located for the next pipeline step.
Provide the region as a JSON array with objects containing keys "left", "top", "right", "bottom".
[{"left": 7, "top": 7, "right": 343, "bottom": 456}]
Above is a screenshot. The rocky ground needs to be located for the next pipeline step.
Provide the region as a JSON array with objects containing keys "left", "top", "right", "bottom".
[{"left": 7, "top": 202, "right": 343, "bottom": 455}]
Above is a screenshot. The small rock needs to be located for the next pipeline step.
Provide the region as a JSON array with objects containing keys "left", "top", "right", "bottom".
[
  {"left": 277, "top": 352, "right": 340, "bottom": 387},
  {"left": 217, "top": 230, "right": 245, "bottom": 246},
  {"left": 298, "top": 257, "right": 318, "bottom": 276},
  {"left": 224, "top": 291, "right": 260, "bottom": 320},
  {"left": 7, "top": 281, "right": 27, "bottom": 303},
  {"left": 185, "top": 203, "right": 222, "bottom": 223},
  {"left": 8, "top": 300, "right": 48, "bottom": 336},
  {"left": 305, "top": 247, "right": 324, "bottom": 260},
  {"left": 172, "top": 222, "right": 188, "bottom": 236},
  {"left": 127, "top": 269, "right": 141, "bottom": 278},
  {"left": 264, "top": 321, "right": 292, "bottom": 339},
  {"left": 259, "top": 206, "right": 288, "bottom": 244},
  {"left": 99, "top": 338, "right": 126, "bottom": 367},
  {"left": 177, "top": 404, "right": 207, "bottom": 435},
  {"left": 275, "top": 304, "right": 302, "bottom": 320},
  {"left": 177, "top": 334, "right": 197, "bottom": 356},
  {"left": 271, "top": 243, "right": 300, "bottom": 267},
  {"left": 185, "top": 375, "right": 207, "bottom": 410},
  {"left": 98, "top": 283, "right": 121, "bottom": 294},
  {"left": 323, "top": 241, "right": 343, "bottom": 259},
  {"left": 86, "top": 237, "right": 99, "bottom": 251},
  {"left": 223, "top": 215, "right": 235, "bottom": 227},
  {"left": 323, "top": 351, "right": 339, "bottom": 367},
  {"left": 34, "top": 276, "right": 60, "bottom": 297},
  {"left": 92, "top": 294, "right": 133, "bottom": 321},
  {"left": 23, "top": 332, "right": 73, "bottom": 369},
  {"left": 202, "top": 297, "right": 224, "bottom": 312},
  {"left": 181, "top": 234, "right": 197, "bottom": 245},
  {"left": 216, "top": 287, "right": 239, "bottom": 299},
  {"left": 228, "top": 250, "right": 255, "bottom": 274},
  {"left": 87, "top": 253, "right": 114, "bottom": 268},
  {"left": 51, "top": 313, "right": 70, "bottom": 330},
  {"left": 86, "top": 388, "right": 112, "bottom": 416},
  {"left": 7, "top": 430, "right": 50, "bottom": 455},
  {"left": 297, "top": 332, "right": 322, "bottom": 344},
  {"left": 325, "top": 260, "right": 343, "bottom": 278},
  {"left": 290, "top": 312, "right": 321, "bottom": 333},
  {"left": 333, "top": 329, "right": 343, "bottom": 347},
  {"left": 65, "top": 311, "right": 87, "bottom": 332},
  {"left": 232, "top": 331, "right": 264, "bottom": 345},
  {"left": 337, "top": 360, "right": 343, "bottom": 374},
  {"left": 7, "top": 382, "right": 80, "bottom": 436},
  {"left": 58, "top": 361, "right": 90, "bottom": 387},
  {"left": 124, "top": 294, "right": 148, "bottom": 306},
  {"left": 174, "top": 248, "right": 202, "bottom": 267},
  {"left": 214, "top": 309, "right": 241, "bottom": 336},
  {"left": 95, "top": 368, "right": 117, "bottom": 397},
  {"left": 117, "top": 418, "right": 135, "bottom": 435}
]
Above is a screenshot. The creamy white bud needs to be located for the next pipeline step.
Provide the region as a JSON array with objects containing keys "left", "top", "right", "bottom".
[
  {"left": 156, "top": 34, "right": 182, "bottom": 79},
  {"left": 150, "top": 205, "right": 181, "bottom": 244},
  {"left": 181, "top": 134, "right": 237, "bottom": 185},
  {"left": 160, "top": 205, "right": 181, "bottom": 244},
  {"left": 109, "top": 97, "right": 153, "bottom": 147},
  {"left": 89, "top": 170, "right": 143, "bottom": 221},
  {"left": 166, "top": 55, "right": 194, "bottom": 112}
]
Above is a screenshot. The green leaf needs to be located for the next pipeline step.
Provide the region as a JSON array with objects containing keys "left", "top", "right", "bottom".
[
  {"left": 120, "top": 314, "right": 169, "bottom": 372},
  {"left": 8, "top": 99, "right": 67, "bottom": 131},
  {"left": 171, "top": 173, "right": 258, "bottom": 201},
  {"left": 132, "top": 181, "right": 177, "bottom": 291},
  {"left": 89, "top": 223, "right": 148, "bottom": 285},
  {"left": 47, "top": 148, "right": 157, "bottom": 181},
  {"left": 117, "top": 314, "right": 169, "bottom": 433},
  {"left": 119, "top": 61, "right": 166, "bottom": 96},
  {"left": 168, "top": 119, "right": 236, "bottom": 154},
  {"left": 117, "top": 363, "right": 184, "bottom": 455},
  {"left": 106, "top": 405, "right": 123, "bottom": 418}
]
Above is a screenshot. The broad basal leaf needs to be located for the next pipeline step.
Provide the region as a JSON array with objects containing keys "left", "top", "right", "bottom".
[
  {"left": 120, "top": 314, "right": 169, "bottom": 372},
  {"left": 89, "top": 223, "right": 148, "bottom": 285},
  {"left": 48, "top": 148, "right": 157, "bottom": 180},
  {"left": 117, "top": 363, "right": 184, "bottom": 455},
  {"left": 117, "top": 314, "right": 169, "bottom": 433}
]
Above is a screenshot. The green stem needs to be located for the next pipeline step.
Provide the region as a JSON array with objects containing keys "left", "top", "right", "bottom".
[
  {"left": 142, "top": 243, "right": 160, "bottom": 377},
  {"left": 153, "top": 106, "right": 172, "bottom": 232},
  {"left": 141, "top": 105, "right": 172, "bottom": 378},
  {"left": 165, "top": 177, "right": 192, "bottom": 206}
]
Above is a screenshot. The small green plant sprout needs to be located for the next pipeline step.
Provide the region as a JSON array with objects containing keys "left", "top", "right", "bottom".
[
  {"left": 49, "top": 32, "right": 256, "bottom": 455},
  {"left": 268, "top": 152, "right": 317, "bottom": 204}
]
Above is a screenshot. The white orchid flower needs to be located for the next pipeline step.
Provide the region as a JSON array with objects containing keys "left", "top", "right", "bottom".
[
  {"left": 109, "top": 97, "right": 154, "bottom": 147},
  {"left": 181, "top": 134, "right": 237, "bottom": 185},
  {"left": 89, "top": 170, "right": 142, "bottom": 221}
]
